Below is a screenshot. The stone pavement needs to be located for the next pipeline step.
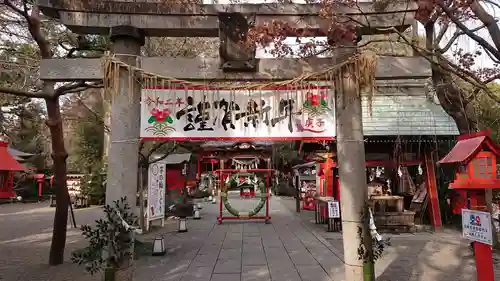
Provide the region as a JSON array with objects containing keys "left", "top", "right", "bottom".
[
  {"left": 1, "top": 198, "right": 499, "bottom": 281},
  {"left": 0, "top": 202, "right": 105, "bottom": 281},
  {"left": 135, "top": 197, "right": 343, "bottom": 281},
  {"left": 278, "top": 197, "right": 500, "bottom": 281}
]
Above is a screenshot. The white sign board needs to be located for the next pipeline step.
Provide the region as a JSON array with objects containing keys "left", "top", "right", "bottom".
[
  {"left": 140, "top": 87, "right": 335, "bottom": 140},
  {"left": 461, "top": 209, "right": 493, "bottom": 245},
  {"left": 328, "top": 200, "right": 341, "bottom": 218},
  {"left": 147, "top": 163, "right": 166, "bottom": 221}
]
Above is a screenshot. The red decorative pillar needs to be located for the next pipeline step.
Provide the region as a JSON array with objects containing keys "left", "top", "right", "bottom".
[
  {"left": 326, "top": 157, "right": 334, "bottom": 197},
  {"left": 424, "top": 151, "right": 442, "bottom": 228},
  {"left": 197, "top": 156, "right": 201, "bottom": 180}
]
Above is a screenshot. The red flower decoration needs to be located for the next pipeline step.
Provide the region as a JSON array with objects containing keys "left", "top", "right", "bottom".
[
  {"left": 308, "top": 94, "right": 320, "bottom": 106},
  {"left": 150, "top": 108, "right": 171, "bottom": 122},
  {"left": 306, "top": 93, "right": 320, "bottom": 106}
]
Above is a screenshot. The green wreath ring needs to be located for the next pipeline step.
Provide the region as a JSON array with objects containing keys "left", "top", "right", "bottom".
[{"left": 220, "top": 176, "right": 267, "bottom": 217}]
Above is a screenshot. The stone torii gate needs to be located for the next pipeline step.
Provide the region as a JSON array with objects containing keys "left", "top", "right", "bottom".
[
  {"left": 38, "top": 0, "right": 429, "bottom": 209},
  {"left": 38, "top": 1, "right": 429, "bottom": 279}
]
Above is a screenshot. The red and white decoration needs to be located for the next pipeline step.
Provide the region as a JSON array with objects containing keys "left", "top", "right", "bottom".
[{"left": 140, "top": 86, "right": 335, "bottom": 140}]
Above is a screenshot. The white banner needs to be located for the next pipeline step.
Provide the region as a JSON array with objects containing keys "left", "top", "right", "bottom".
[
  {"left": 147, "top": 163, "right": 166, "bottom": 221},
  {"left": 140, "top": 87, "right": 335, "bottom": 140}
]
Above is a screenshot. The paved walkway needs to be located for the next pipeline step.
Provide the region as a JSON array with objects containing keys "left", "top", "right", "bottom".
[
  {"left": 136, "top": 197, "right": 342, "bottom": 281},
  {"left": 278, "top": 197, "right": 500, "bottom": 281},
  {"left": 1, "top": 197, "right": 499, "bottom": 281}
]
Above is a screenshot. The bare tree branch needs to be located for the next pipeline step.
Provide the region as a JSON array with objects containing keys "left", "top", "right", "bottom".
[
  {"left": 435, "top": 21, "right": 450, "bottom": 46},
  {"left": 3, "top": 0, "right": 28, "bottom": 19},
  {"left": 438, "top": 23, "right": 490, "bottom": 54},
  {"left": 73, "top": 93, "right": 110, "bottom": 133},
  {"left": 0, "top": 81, "right": 102, "bottom": 100},
  {"left": 438, "top": 2, "right": 500, "bottom": 62},
  {"left": 0, "top": 85, "right": 51, "bottom": 99},
  {"left": 388, "top": 27, "right": 500, "bottom": 103},
  {"left": 147, "top": 142, "right": 178, "bottom": 165},
  {"left": 470, "top": 0, "right": 500, "bottom": 53}
]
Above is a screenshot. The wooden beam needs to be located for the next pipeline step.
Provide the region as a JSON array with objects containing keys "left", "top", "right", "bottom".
[
  {"left": 39, "top": 1, "right": 416, "bottom": 36},
  {"left": 40, "top": 56, "right": 431, "bottom": 82}
]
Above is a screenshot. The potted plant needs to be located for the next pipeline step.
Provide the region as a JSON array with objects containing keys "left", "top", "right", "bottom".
[{"left": 72, "top": 197, "right": 140, "bottom": 281}]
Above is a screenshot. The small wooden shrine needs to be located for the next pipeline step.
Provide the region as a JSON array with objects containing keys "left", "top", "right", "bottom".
[
  {"left": 197, "top": 141, "right": 273, "bottom": 189},
  {"left": 293, "top": 161, "right": 318, "bottom": 210},
  {"left": 296, "top": 135, "right": 451, "bottom": 232},
  {"left": 152, "top": 153, "right": 193, "bottom": 203},
  {"left": 197, "top": 141, "right": 273, "bottom": 223},
  {"left": 439, "top": 130, "right": 499, "bottom": 281},
  {"left": 439, "top": 130, "right": 500, "bottom": 211},
  {"left": 0, "top": 137, "right": 24, "bottom": 199}
]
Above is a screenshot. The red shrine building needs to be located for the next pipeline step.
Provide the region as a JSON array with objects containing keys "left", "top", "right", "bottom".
[{"left": 0, "top": 137, "right": 25, "bottom": 199}]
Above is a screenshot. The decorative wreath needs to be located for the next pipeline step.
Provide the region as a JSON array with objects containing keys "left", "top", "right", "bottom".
[{"left": 221, "top": 174, "right": 267, "bottom": 217}]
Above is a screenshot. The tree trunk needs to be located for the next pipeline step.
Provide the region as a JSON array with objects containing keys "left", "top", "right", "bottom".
[
  {"left": 432, "top": 69, "right": 479, "bottom": 134},
  {"left": 45, "top": 87, "right": 70, "bottom": 265},
  {"left": 424, "top": 22, "right": 479, "bottom": 134},
  {"left": 424, "top": 21, "right": 499, "bottom": 247}
]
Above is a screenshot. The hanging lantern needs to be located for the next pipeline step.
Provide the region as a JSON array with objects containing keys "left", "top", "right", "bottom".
[
  {"left": 193, "top": 205, "right": 201, "bottom": 220},
  {"left": 152, "top": 235, "right": 166, "bottom": 256},
  {"left": 178, "top": 217, "right": 188, "bottom": 233}
]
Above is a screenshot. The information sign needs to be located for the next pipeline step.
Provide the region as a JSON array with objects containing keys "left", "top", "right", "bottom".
[
  {"left": 327, "top": 200, "right": 340, "bottom": 218},
  {"left": 461, "top": 209, "right": 493, "bottom": 245}
]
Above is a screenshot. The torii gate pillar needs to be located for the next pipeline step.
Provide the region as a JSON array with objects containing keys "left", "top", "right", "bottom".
[{"left": 105, "top": 26, "right": 145, "bottom": 213}]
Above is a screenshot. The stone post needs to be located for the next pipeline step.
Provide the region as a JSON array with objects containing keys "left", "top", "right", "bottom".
[
  {"left": 335, "top": 61, "right": 373, "bottom": 280},
  {"left": 106, "top": 26, "right": 145, "bottom": 214}
]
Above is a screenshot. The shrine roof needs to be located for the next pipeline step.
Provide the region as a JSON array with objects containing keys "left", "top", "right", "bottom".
[
  {"left": 361, "top": 88, "right": 458, "bottom": 136},
  {"left": 0, "top": 145, "right": 25, "bottom": 171},
  {"left": 8, "top": 147, "right": 34, "bottom": 159},
  {"left": 153, "top": 153, "right": 192, "bottom": 165},
  {"left": 439, "top": 131, "right": 499, "bottom": 164}
]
